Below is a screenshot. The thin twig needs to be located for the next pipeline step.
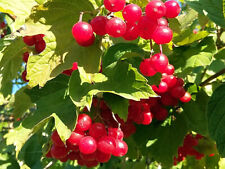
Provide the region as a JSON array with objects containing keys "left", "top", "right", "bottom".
[
  {"left": 150, "top": 39, "right": 154, "bottom": 57},
  {"left": 6, "top": 13, "right": 16, "bottom": 22},
  {"left": 159, "top": 44, "right": 163, "bottom": 54},
  {"left": 111, "top": 112, "right": 121, "bottom": 129},
  {"left": 44, "top": 161, "right": 55, "bottom": 169},
  {"left": 200, "top": 68, "right": 225, "bottom": 86}
]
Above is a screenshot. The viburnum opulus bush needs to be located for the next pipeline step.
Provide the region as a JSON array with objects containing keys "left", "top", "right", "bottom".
[{"left": 0, "top": 0, "right": 224, "bottom": 168}]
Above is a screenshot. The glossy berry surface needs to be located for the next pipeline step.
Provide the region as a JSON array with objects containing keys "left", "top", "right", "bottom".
[
  {"left": 50, "top": 144, "right": 68, "bottom": 159},
  {"left": 96, "top": 151, "right": 111, "bottom": 163},
  {"left": 150, "top": 53, "right": 169, "bottom": 73},
  {"left": 79, "top": 136, "right": 97, "bottom": 154},
  {"left": 112, "top": 140, "right": 128, "bottom": 157},
  {"left": 137, "top": 16, "right": 158, "bottom": 39},
  {"left": 122, "top": 23, "right": 139, "bottom": 41},
  {"left": 89, "top": 123, "right": 107, "bottom": 139},
  {"left": 145, "top": 0, "right": 166, "bottom": 19},
  {"left": 51, "top": 130, "right": 65, "bottom": 147},
  {"left": 139, "top": 58, "right": 157, "bottom": 76},
  {"left": 104, "top": 0, "right": 126, "bottom": 12},
  {"left": 152, "top": 26, "right": 173, "bottom": 44},
  {"left": 105, "top": 17, "right": 126, "bottom": 38},
  {"left": 158, "top": 18, "right": 168, "bottom": 26},
  {"left": 170, "top": 86, "right": 185, "bottom": 98},
  {"left": 108, "top": 128, "right": 124, "bottom": 140},
  {"left": 72, "top": 22, "right": 94, "bottom": 47},
  {"left": 91, "top": 16, "right": 108, "bottom": 36},
  {"left": 142, "top": 112, "right": 153, "bottom": 125},
  {"left": 180, "top": 92, "right": 192, "bottom": 103},
  {"left": 76, "top": 114, "right": 92, "bottom": 131},
  {"left": 122, "top": 4, "right": 142, "bottom": 23},
  {"left": 97, "top": 136, "right": 116, "bottom": 154},
  {"left": 164, "top": 64, "right": 175, "bottom": 75},
  {"left": 165, "top": 0, "right": 181, "bottom": 18},
  {"left": 66, "top": 131, "right": 84, "bottom": 148}
]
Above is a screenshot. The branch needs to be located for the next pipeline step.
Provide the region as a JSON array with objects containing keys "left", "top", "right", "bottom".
[
  {"left": 6, "top": 13, "right": 16, "bottom": 22},
  {"left": 200, "top": 68, "right": 225, "bottom": 86}
]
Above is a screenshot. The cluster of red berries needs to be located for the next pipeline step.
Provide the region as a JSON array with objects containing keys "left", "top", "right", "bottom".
[
  {"left": 21, "top": 34, "right": 46, "bottom": 82},
  {"left": 46, "top": 113, "right": 128, "bottom": 168},
  {"left": 174, "top": 134, "right": 205, "bottom": 165},
  {"left": 72, "top": 0, "right": 181, "bottom": 47},
  {"left": 0, "top": 21, "right": 7, "bottom": 38}
]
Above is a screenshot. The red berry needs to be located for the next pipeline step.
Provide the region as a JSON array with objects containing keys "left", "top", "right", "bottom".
[
  {"left": 59, "top": 155, "right": 69, "bottom": 162},
  {"left": 121, "top": 122, "right": 136, "bottom": 138},
  {"left": 51, "top": 130, "right": 65, "bottom": 147},
  {"left": 91, "top": 16, "right": 108, "bottom": 36},
  {"left": 158, "top": 81, "right": 168, "bottom": 93},
  {"left": 85, "top": 160, "right": 99, "bottom": 168},
  {"left": 89, "top": 123, "right": 107, "bottom": 139},
  {"left": 137, "top": 16, "right": 158, "bottom": 40},
  {"left": 72, "top": 22, "right": 95, "bottom": 47},
  {"left": 67, "top": 151, "right": 79, "bottom": 160},
  {"left": 164, "top": 64, "right": 174, "bottom": 75},
  {"left": 23, "top": 52, "right": 29, "bottom": 63},
  {"left": 112, "top": 140, "right": 128, "bottom": 157},
  {"left": 76, "top": 114, "right": 92, "bottom": 131},
  {"left": 142, "top": 112, "right": 153, "bottom": 125},
  {"left": 80, "top": 152, "right": 96, "bottom": 161},
  {"left": 45, "top": 150, "right": 52, "bottom": 158},
  {"left": 96, "top": 150, "right": 111, "bottom": 163},
  {"left": 0, "top": 22, "right": 6, "bottom": 28},
  {"left": 122, "top": 4, "right": 142, "bottom": 23},
  {"left": 22, "top": 70, "right": 29, "bottom": 82},
  {"left": 146, "top": 0, "right": 166, "bottom": 19},
  {"left": 79, "top": 136, "right": 97, "bottom": 154},
  {"left": 162, "top": 75, "right": 177, "bottom": 88},
  {"left": 139, "top": 58, "right": 157, "bottom": 76},
  {"left": 152, "top": 26, "right": 173, "bottom": 44},
  {"left": 108, "top": 128, "right": 124, "bottom": 140},
  {"left": 155, "top": 107, "right": 168, "bottom": 121},
  {"left": 158, "top": 18, "right": 168, "bottom": 26},
  {"left": 50, "top": 144, "right": 68, "bottom": 159},
  {"left": 170, "top": 86, "right": 185, "bottom": 98},
  {"left": 165, "top": 0, "right": 181, "bottom": 18},
  {"left": 34, "top": 34, "right": 45, "bottom": 43},
  {"left": 106, "top": 17, "right": 126, "bottom": 38},
  {"left": 104, "top": 0, "right": 126, "bottom": 12},
  {"left": 122, "top": 23, "right": 139, "bottom": 41},
  {"left": 180, "top": 92, "right": 191, "bottom": 103},
  {"left": 150, "top": 53, "right": 169, "bottom": 73},
  {"left": 35, "top": 40, "right": 46, "bottom": 53},
  {"left": 23, "top": 36, "right": 35, "bottom": 46},
  {"left": 161, "top": 93, "right": 178, "bottom": 106},
  {"left": 97, "top": 136, "right": 116, "bottom": 154},
  {"left": 176, "top": 78, "right": 184, "bottom": 87},
  {"left": 66, "top": 131, "right": 84, "bottom": 149}
]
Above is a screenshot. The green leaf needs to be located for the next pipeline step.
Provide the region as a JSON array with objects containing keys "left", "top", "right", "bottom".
[
  {"left": 104, "top": 93, "right": 129, "bottom": 121},
  {"left": 13, "top": 86, "right": 33, "bottom": 118},
  {"left": 208, "top": 84, "right": 225, "bottom": 157},
  {"left": 133, "top": 115, "right": 188, "bottom": 167},
  {"left": 223, "top": 0, "right": 225, "bottom": 18},
  {"left": 182, "top": 90, "right": 209, "bottom": 135},
  {"left": 0, "top": 37, "right": 26, "bottom": 96},
  {"left": 128, "top": 0, "right": 149, "bottom": 8},
  {"left": 69, "top": 61, "right": 156, "bottom": 110},
  {"left": 102, "top": 43, "right": 146, "bottom": 71},
  {"left": 22, "top": 0, "right": 102, "bottom": 88},
  {"left": 186, "top": 0, "right": 225, "bottom": 27}
]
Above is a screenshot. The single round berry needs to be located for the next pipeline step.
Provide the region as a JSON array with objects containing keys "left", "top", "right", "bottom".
[
  {"left": 164, "top": 64, "right": 174, "bottom": 75},
  {"left": 158, "top": 18, "right": 168, "bottom": 26},
  {"left": 23, "top": 36, "right": 35, "bottom": 46},
  {"left": 76, "top": 114, "right": 92, "bottom": 131},
  {"left": 180, "top": 92, "right": 191, "bottom": 103},
  {"left": 170, "top": 86, "right": 185, "bottom": 98},
  {"left": 122, "top": 4, "right": 142, "bottom": 23},
  {"left": 51, "top": 130, "right": 65, "bottom": 147},
  {"left": 106, "top": 17, "right": 126, "bottom": 38},
  {"left": 139, "top": 58, "right": 157, "bottom": 77},
  {"left": 34, "top": 34, "right": 45, "bottom": 43},
  {"left": 72, "top": 22, "right": 95, "bottom": 47},
  {"left": 79, "top": 136, "right": 97, "bottom": 154},
  {"left": 35, "top": 40, "right": 46, "bottom": 53},
  {"left": 22, "top": 70, "right": 29, "bottom": 82},
  {"left": 66, "top": 131, "right": 84, "bottom": 149},
  {"left": 85, "top": 160, "right": 99, "bottom": 168},
  {"left": 50, "top": 144, "right": 68, "bottom": 159},
  {"left": 145, "top": 0, "right": 166, "bottom": 19},
  {"left": 165, "top": 0, "right": 181, "bottom": 18},
  {"left": 142, "top": 112, "right": 153, "bottom": 125},
  {"left": 137, "top": 16, "right": 158, "bottom": 40},
  {"left": 162, "top": 75, "right": 177, "bottom": 88},
  {"left": 97, "top": 136, "right": 116, "bottom": 154},
  {"left": 175, "top": 78, "right": 184, "bottom": 87},
  {"left": 89, "top": 123, "right": 107, "bottom": 139},
  {"left": 23, "top": 52, "right": 29, "bottom": 63},
  {"left": 80, "top": 152, "right": 96, "bottom": 161},
  {"left": 104, "top": 0, "right": 126, "bottom": 12},
  {"left": 155, "top": 108, "right": 168, "bottom": 121},
  {"left": 108, "top": 128, "right": 124, "bottom": 140},
  {"left": 96, "top": 150, "right": 111, "bottom": 163},
  {"left": 150, "top": 53, "right": 169, "bottom": 73},
  {"left": 112, "top": 140, "right": 128, "bottom": 157},
  {"left": 158, "top": 81, "right": 168, "bottom": 93},
  {"left": 91, "top": 16, "right": 108, "bottom": 36},
  {"left": 152, "top": 26, "right": 173, "bottom": 44}
]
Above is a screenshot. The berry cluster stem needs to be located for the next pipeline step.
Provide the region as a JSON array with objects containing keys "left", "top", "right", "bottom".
[{"left": 200, "top": 68, "right": 225, "bottom": 86}]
